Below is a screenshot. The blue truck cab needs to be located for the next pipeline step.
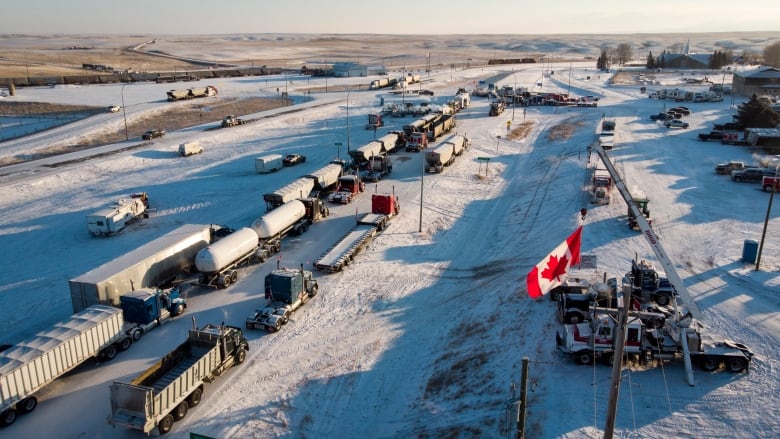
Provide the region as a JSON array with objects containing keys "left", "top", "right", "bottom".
[{"left": 119, "top": 287, "right": 186, "bottom": 341}]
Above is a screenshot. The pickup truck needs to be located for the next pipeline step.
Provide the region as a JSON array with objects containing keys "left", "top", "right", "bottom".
[
  {"left": 714, "top": 161, "right": 748, "bottom": 175},
  {"left": 698, "top": 130, "right": 724, "bottom": 141},
  {"left": 731, "top": 167, "right": 775, "bottom": 183}
]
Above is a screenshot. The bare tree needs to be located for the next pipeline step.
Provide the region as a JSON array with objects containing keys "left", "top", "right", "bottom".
[
  {"left": 616, "top": 43, "right": 633, "bottom": 67},
  {"left": 763, "top": 42, "right": 780, "bottom": 68}
]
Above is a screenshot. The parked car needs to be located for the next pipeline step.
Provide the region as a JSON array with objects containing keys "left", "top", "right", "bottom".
[
  {"left": 669, "top": 106, "right": 691, "bottom": 116},
  {"left": 665, "top": 120, "right": 689, "bottom": 129},
  {"left": 361, "top": 170, "right": 382, "bottom": 183},
  {"left": 650, "top": 112, "right": 671, "bottom": 121},
  {"left": 107, "top": 105, "right": 121, "bottom": 113},
  {"left": 142, "top": 129, "right": 166, "bottom": 140},
  {"left": 282, "top": 153, "right": 306, "bottom": 166}
]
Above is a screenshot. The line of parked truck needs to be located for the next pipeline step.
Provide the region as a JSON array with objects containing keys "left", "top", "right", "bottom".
[{"left": 166, "top": 85, "right": 218, "bottom": 101}]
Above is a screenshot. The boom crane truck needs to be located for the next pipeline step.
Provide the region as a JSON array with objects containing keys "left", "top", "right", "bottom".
[{"left": 587, "top": 140, "right": 753, "bottom": 385}]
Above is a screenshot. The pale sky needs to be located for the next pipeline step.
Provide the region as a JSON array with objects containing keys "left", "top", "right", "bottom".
[{"left": 1, "top": 0, "right": 778, "bottom": 35}]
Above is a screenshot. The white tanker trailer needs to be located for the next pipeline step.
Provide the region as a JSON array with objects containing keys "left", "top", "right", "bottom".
[
  {"left": 195, "top": 227, "right": 260, "bottom": 288},
  {"left": 251, "top": 198, "right": 329, "bottom": 262}
]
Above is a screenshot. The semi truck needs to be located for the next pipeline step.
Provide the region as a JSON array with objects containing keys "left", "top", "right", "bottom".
[
  {"left": 119, "top": 287, "right": 187, "bottom": 341},
  {"left": 556, "top": 310, "right": 753, "bottom": 373},
  {"left": 314, "top": 193, "right": 400, "bottom": 272},
  {"left": 70, "top": 224, "right": 216, "bottom": 312},
  {"left": 246, "top": 266, "right": 319, "bottom": 332},
  {"left": 0, "top": 306, "right": 132, "bottom": 426},
  {"left": 86, "top": 192, "right": 149, "bottom": 237},
  {"left": 348, "top": 141, "right": 384, "bottom": 170},
  {"left": 221, "top": 115, "right": 247, "bottom": 128},
  {"left": 328, "top": 175, "right": 365, "bottom": 204},
  {"left": 366, "top": 113, "right": 384, "bottom": 129},
  {"left": 166, "top": 85, "right": 217, "bottom": 101},
  {"left": 108, "top": 323, "right": 249, "bottom": 435}
]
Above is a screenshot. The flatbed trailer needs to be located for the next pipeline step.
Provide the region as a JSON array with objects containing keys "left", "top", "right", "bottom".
[{"left": 314, "top": 195, "right": 399, "bottom": 272}]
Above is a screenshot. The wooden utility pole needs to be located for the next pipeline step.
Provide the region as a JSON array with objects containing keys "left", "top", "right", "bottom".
[
  {"left": 604, "top": 284, "right": 632, "bottom": 438},
  {"left": 516, "top": 357, "right": 529, "bottom": 439}
]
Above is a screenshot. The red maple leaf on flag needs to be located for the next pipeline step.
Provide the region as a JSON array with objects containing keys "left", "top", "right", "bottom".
[{"left": 541, "top": 254, "right": 570, "bottom": 282}]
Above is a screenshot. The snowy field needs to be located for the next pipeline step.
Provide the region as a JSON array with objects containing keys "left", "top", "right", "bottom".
[{"left": 0, "top": 56, "right": 779, "bottom": 438}]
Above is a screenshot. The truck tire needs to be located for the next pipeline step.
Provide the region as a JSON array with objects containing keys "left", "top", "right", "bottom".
[
  {"left": 131, "top": 327, "right": 144, "bottom": 341},
  {"left": 173, "top": 401, "right": 189, "bottom": 421},
  {"left": 727, "top": 357, "right": 746, "bottom": 372},
  {"left": 220, "top": 275, "right": 231, "bottom": 289},
  {"left": 188, "top": 387, "right": 203, "bottom": 407},
  {"left": 236, "top": 347, "right": 247, "bottom": 364},
  {"left": 577, "top": 352, "right": 593, "bottom": 365},
  {"left": 700, "top": 356, "right": 719, "bottom": 371},
  {"left": 654, "top": 294, "right": 670, "bottom": 306},
  {"left": 565, "top": 312, "right": 584, "bottom": 324},
  {"left": 18, "top": 396, "right": 37, "bottom": 414},
  {"left": 118, "top": 336, "right": 132, "bottom": 351},
  {"left": 0, "top": 408, "right": 16, "bottom": 427},
  {"left": 101, "top": 345, "right": 118, "bottom": 361},
  {"left": 230, "top": 270, "right": 239, "bottom": 283},
  {"left": 309, "top": 284, "right": 319, "bottom": 297},
  {"left": 173, "top": 303, "right": 185, "bottom": 317},
  {"left": 158, "top": 414, "right": 175, "bottom": 435}
]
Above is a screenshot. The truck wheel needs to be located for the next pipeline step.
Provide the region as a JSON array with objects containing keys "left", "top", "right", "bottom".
[
  {"left": 173, "top": 303, "right": 185, "bottom": 317},
  {"left": 236, "top": 347, "right": 247, "bottom": 364},
  {"left": 577, "top": 352, "right": 593, "bottom": 365},
  {"left": 18, "top": 396, "right": 37, "bottom": 414},
  {"left": 727, "top": 357, "right": 746, "bottom": 372},
  {"left": 118, "top": 336, "right": 132, "bottom": 351},
  {"left": 0, "top": 408, "right": 17, "bottom": 426},
  {"left": 131, "top": 328, "right": 144, "bottom": 341},
  {"left": 309, "top": 284, "right": 319, "bottom": 297},
  {"left": 655, "top": 295, "right": 670, "bottom": 306},
  {"left": 158, "top": 414, "right": 175, "bottom": 435},
  {"left": 101, "top": 345, "right": 118, "bottom": 361},
  {"left": 173, "top": 401, "right": 188, "bottom": 421},
  {"left": 188, "top": 387, "right": 203, "bottom": 407},
  {"left": 230, "top": 270, "right": 239, "bottom": 283},
  {"left": 700, "top": 356, "right": 719, "bottom": 371},
  {"left": 565, "top": 312, "right": 584, "bottom": 325},
  {"left": 220, "top": 275, "right": 231, "bottom": 288}
]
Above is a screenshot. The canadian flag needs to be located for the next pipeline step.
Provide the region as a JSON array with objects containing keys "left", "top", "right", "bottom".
[{"left": 526, "top": 226, "right": 582, "bottom": 299}]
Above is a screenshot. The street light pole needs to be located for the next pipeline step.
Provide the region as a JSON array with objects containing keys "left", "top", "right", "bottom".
[
  {"left": 346, "top": 85, "right": 357, "bottom": 155},
  {"left": 512, "top": 73, "right": 517, "bottom": 121},
  {"left": 121, "top": 83, "right": 129, "bottom": 141}
]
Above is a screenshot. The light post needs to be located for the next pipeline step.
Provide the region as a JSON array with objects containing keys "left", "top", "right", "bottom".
[
  {"left": 346, "top": 85, "right": 357, "bottom": 154},
  {"left": 756, "top": 167, "right": 779, "bottom": 270},
  {"left": 120, "top": 83, "right": 129, "bottom": 141},
  {"left": 512, "top": 73, "right": 517, "bottom": 120},
  {"left": 419, "top": 150, "right": 424, "bottom": 233}
]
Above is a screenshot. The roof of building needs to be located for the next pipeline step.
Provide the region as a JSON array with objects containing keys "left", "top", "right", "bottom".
[{"left": 735, "top": 66, "right": 780, "bottom": 79}]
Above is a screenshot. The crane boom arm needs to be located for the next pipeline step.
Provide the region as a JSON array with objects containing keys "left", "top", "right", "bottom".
[{"left": 591, "top": 141, "right": 702, "bottom": 320}]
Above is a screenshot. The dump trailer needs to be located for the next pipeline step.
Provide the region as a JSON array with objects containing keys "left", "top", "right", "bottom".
[
  {"left": 0, "top": 305, "right": 131, "bottom": 426},
  {"left": 305, "top": 162, "right": 344, "bottom": 198},
  {"left": 442, "top": 133, "right": 469, "bottom": 156},
  {"left": 70, "top": 224, "right": 216, "bottom": 312},
  {"left": 376, "top": 132, "right": 401, "bottom": 154},
  {"left": 348, "top": 141, "right": 383, "bottom": 169},
  {"left": 246, "top": 266, "right": 319, "bottom": 332},
  {"left": 314, "top": 194, "right": 400, "bottom": 272},
  {"left": 425, "top": 142, "right": 455, "bottom": 173},
  {"left": 86, "top": 192, "right": 149, "bottom": 237},
  {"left": 263, "top": 177, "right": 316, "bottom": 211},
  {"left": 251, "top": 198, "right": 329, "bottom": 263},
  {"left": 108, "top": 323, "right": 248, "bottom": 435},
  {"left": 195, "top": 228, "right": 260, "bottom": 289}
]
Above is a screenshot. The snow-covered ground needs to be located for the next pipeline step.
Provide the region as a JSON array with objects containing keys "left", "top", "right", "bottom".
[{"left": 0, "top": 61, "right": 778, "bottom": 438}]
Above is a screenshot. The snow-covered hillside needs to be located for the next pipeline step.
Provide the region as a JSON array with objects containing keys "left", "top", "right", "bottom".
[{"left": 0, "top": 62, "right": 778, "bottom": 438}]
